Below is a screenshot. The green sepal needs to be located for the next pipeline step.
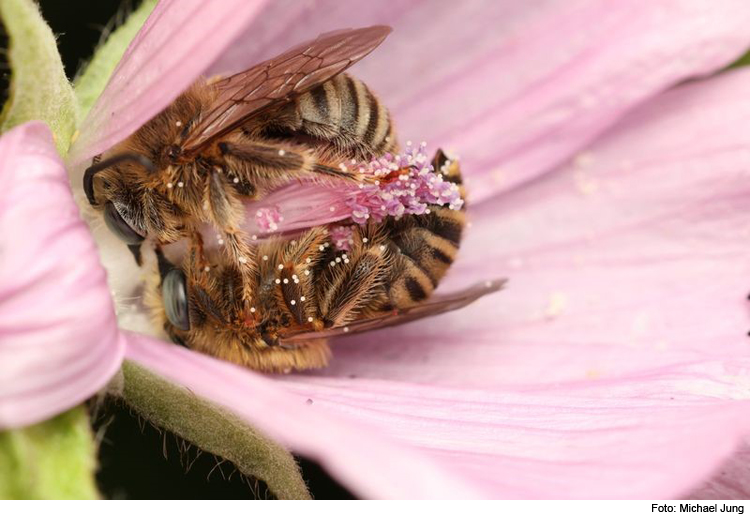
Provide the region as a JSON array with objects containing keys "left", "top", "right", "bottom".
[
  {"left": 0, "top": 0, "right": 77, "bottom": 154},
  {"left": 74, "top": 0, "right": 157, "bottom": 121},
  {"left": 118, "top": 361, "right": 311, "bottom": 500},
  {"left": 0, "top": 407, "right": 99, "bottom": 499}
]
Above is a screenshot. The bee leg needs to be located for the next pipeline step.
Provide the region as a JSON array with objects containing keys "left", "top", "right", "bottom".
[
  {"left": 317, "top": 228, "right": 391, "bottom": 327},
  {"left": 188, "top": 230, "right": 210, "bottom": 272},
  {"left": 204, "top": 166, "right": 257, "bottom": 304},
  {"left": 221, "top": 230, "right": 256, "bottom": 304},
  {"left": 274, "top": 227, "right": 330, "bottom": 329},
  {"left": 218, "top": 140, "right": 367, "bottom": 188}
]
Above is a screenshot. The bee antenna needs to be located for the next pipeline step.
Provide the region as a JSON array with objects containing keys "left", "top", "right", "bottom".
[{"left": 83, "top": 153, "right": 155, "bottom": 206}]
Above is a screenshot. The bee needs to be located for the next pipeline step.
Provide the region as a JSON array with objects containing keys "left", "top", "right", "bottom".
[
  {"left": 147, "top": 150, "right": 503, "bottom": 372},
  {"left": 84, "top": 26, "right": 398, "bottom": 300},
  {"left": 84, "top": 26, "right": 503, "bottom": 371}
]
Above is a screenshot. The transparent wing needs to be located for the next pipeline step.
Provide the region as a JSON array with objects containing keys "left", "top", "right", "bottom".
[
  {"left": 181, "top": 26, "right": 391, "bottom": 154},
  {"left": 278, "top": 279, "right": 507, "bottom": 344}
]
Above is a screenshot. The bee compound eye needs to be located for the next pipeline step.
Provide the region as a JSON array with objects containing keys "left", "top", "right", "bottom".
[
  {"left": 162, "top": 269, "right": 190, "bottom": 331},
  {"left": 103, "top": 201, "right": 145, "bottom": 245}
]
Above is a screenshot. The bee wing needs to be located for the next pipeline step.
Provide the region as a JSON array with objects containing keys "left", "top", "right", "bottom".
[
  {"left": 278, "top": 279, "right": 507, "bottom": 344},
  {"left": 181, "top": 26, "right": 391, "bottom": 154}
]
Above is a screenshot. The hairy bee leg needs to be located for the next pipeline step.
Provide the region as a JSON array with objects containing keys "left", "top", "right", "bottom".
[
  {"left": 275, "top": 228, "right": 330, "bottom": 327},
  {"left": 218, "top": 140, "right": 367, "bottom": 187},
  {"left": 253, "top": 228, "right": 330, "bottom": 339},
  {"left": 222, "top": 230, "right": 256, "bottom": 304},
  {"left": 188, "top": 230, "right": 210, "bottom": 272},
  {"left": 317, "top": 230, "right": 392, "bottom": 327},
  {"left": 203, "top": 166, "right": 257, "bottom": 304}
]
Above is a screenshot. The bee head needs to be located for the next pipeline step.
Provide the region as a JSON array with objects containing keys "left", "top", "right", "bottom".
[{"left": 84, "top": 153, "right": 156, "bottom": 255}]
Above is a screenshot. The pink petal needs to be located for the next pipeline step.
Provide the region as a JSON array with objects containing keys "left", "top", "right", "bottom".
[
  {"left": 59, "top": 0, "right": 750, "bottom": 497},
  {"left": 278, "top": 372, "right": 750, "bottom": 499},
  {"left": 68, "top": 0, "right": 272, "bottom": 165},
  {"left": 126, "top": 330, "right": 750, "bottom": 498},
  {"left": 320, "top": 67, "right": 750, "bottom": 390},
  {"left": 209, "top": 0, "right": 750, "bottom": 203},
  {"left": 262, "top": 68, "right": 750, "bottom": 496},
  {"left": 0, "top": 122, "right": 122, "bottom": 429},
  {"left": 123, "top": 331, "right": 489, "bottom": 499}
]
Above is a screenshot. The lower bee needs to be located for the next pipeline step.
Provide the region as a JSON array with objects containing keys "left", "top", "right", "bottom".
[{"left": 146, "top": 151, "right": 503, "bottom": 372}]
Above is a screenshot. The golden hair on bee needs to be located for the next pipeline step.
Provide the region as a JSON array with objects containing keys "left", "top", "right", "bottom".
[
  {"left": 85, "top": 26, "right": 503, "bottom": 372},
  {"left": 143, "top": 152, "right": 504, "bottom": 373}
]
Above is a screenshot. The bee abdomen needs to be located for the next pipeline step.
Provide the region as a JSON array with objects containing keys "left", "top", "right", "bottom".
[
  {"left": 294, "top": 74, "right": 395, "bottom": 157},
  {"left": 385, "top": 151, "right": 465, "bottom": 307}
]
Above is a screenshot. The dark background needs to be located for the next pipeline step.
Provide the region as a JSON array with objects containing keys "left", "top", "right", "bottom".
[{"left": 26, "top": 0, "right": 354, "bottom": 500}]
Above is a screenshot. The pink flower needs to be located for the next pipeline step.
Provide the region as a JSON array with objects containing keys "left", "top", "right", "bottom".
[{"left": 4, "top": 0, "right": 750, "bottom": 498}]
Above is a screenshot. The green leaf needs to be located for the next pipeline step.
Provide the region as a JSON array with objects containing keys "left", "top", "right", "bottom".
[
  {"left": 120, "top": 361, "right": 311, "bottom": 500},
  {"left": 0, "top": 407, "right": 99, "bottom": 499},
  {"left": 0, "top": 0, "right": 77, "bottom": 154},
  {"left": 74, "top": 0, "right": 157, "bottom": 121},
  {"left": 727, "top": 48, "right": 750, "bottom": 70}
]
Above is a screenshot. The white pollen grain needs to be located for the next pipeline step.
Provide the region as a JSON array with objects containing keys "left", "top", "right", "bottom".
[
  {"left": 262, "top": 255, "right": 269, "bottom": 261},
  {"left": 239, "top": 256, "right": 248, "bottom": 264},
  {"left": 343, "top": 327, "right": 350, "bottom": 333},
  {"left": 283, "top": 278, "right": 289, "bottom": 284},
  {"left": 204, "top": 266, "right": 210, "bottom": 272},
  {"left": 306, "top": 257, "right": 312, "bottom": 263},
  {"left": 278, "top": 149, "right": 286, "bottom": 156},
  {"left": 290, "top": 300, "right": 296, "bottom": 305},
  {"left": 275, "top": 279, "right": 281, "bottom": 284},
  {"left": 233, "top": 177, "right": 239, "bottom": 183},
  {"left": 307, "top": 316, "right": 314, "bottom": 322},
  {"left": 278, "top": 264, "right": 284, "bottom": 270},
  {"left": 362, "top": 237, "right": 368, "bottom": 243},
  {"left": 300, "top": 296, "right": 306, "bottom": 302},
  {"left": 175, "top": 121, "right": 182, "bottom": 127},
  {"left": 304, "top": 270, "right": 310, "bottom": 276},
  {"left": 250, "top": 307, "right": 256, "bottom": 313},
  {"left": 335, "top": 257, "right": 341, "bottom": 263},
  {"left": 379, "top": 245, "right": 386, "bottom": 251},
  {"left": 177, "top": 181, "right": 184, "bottom": 188},
  {"left": 166, "top": 182, "right": 173, "bottom": 189}
]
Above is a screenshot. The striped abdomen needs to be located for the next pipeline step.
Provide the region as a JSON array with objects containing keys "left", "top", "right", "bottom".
[
  {"left": 384, "top": 150, "right": 466, "bottom": 308},
  {"left": 276, "top": 73, "right": 397, "bottom": 159}
]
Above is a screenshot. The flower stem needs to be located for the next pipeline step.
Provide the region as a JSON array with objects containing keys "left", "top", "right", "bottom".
[{"left": 119, "top": 361, "right": 311, "bottom": 500}]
